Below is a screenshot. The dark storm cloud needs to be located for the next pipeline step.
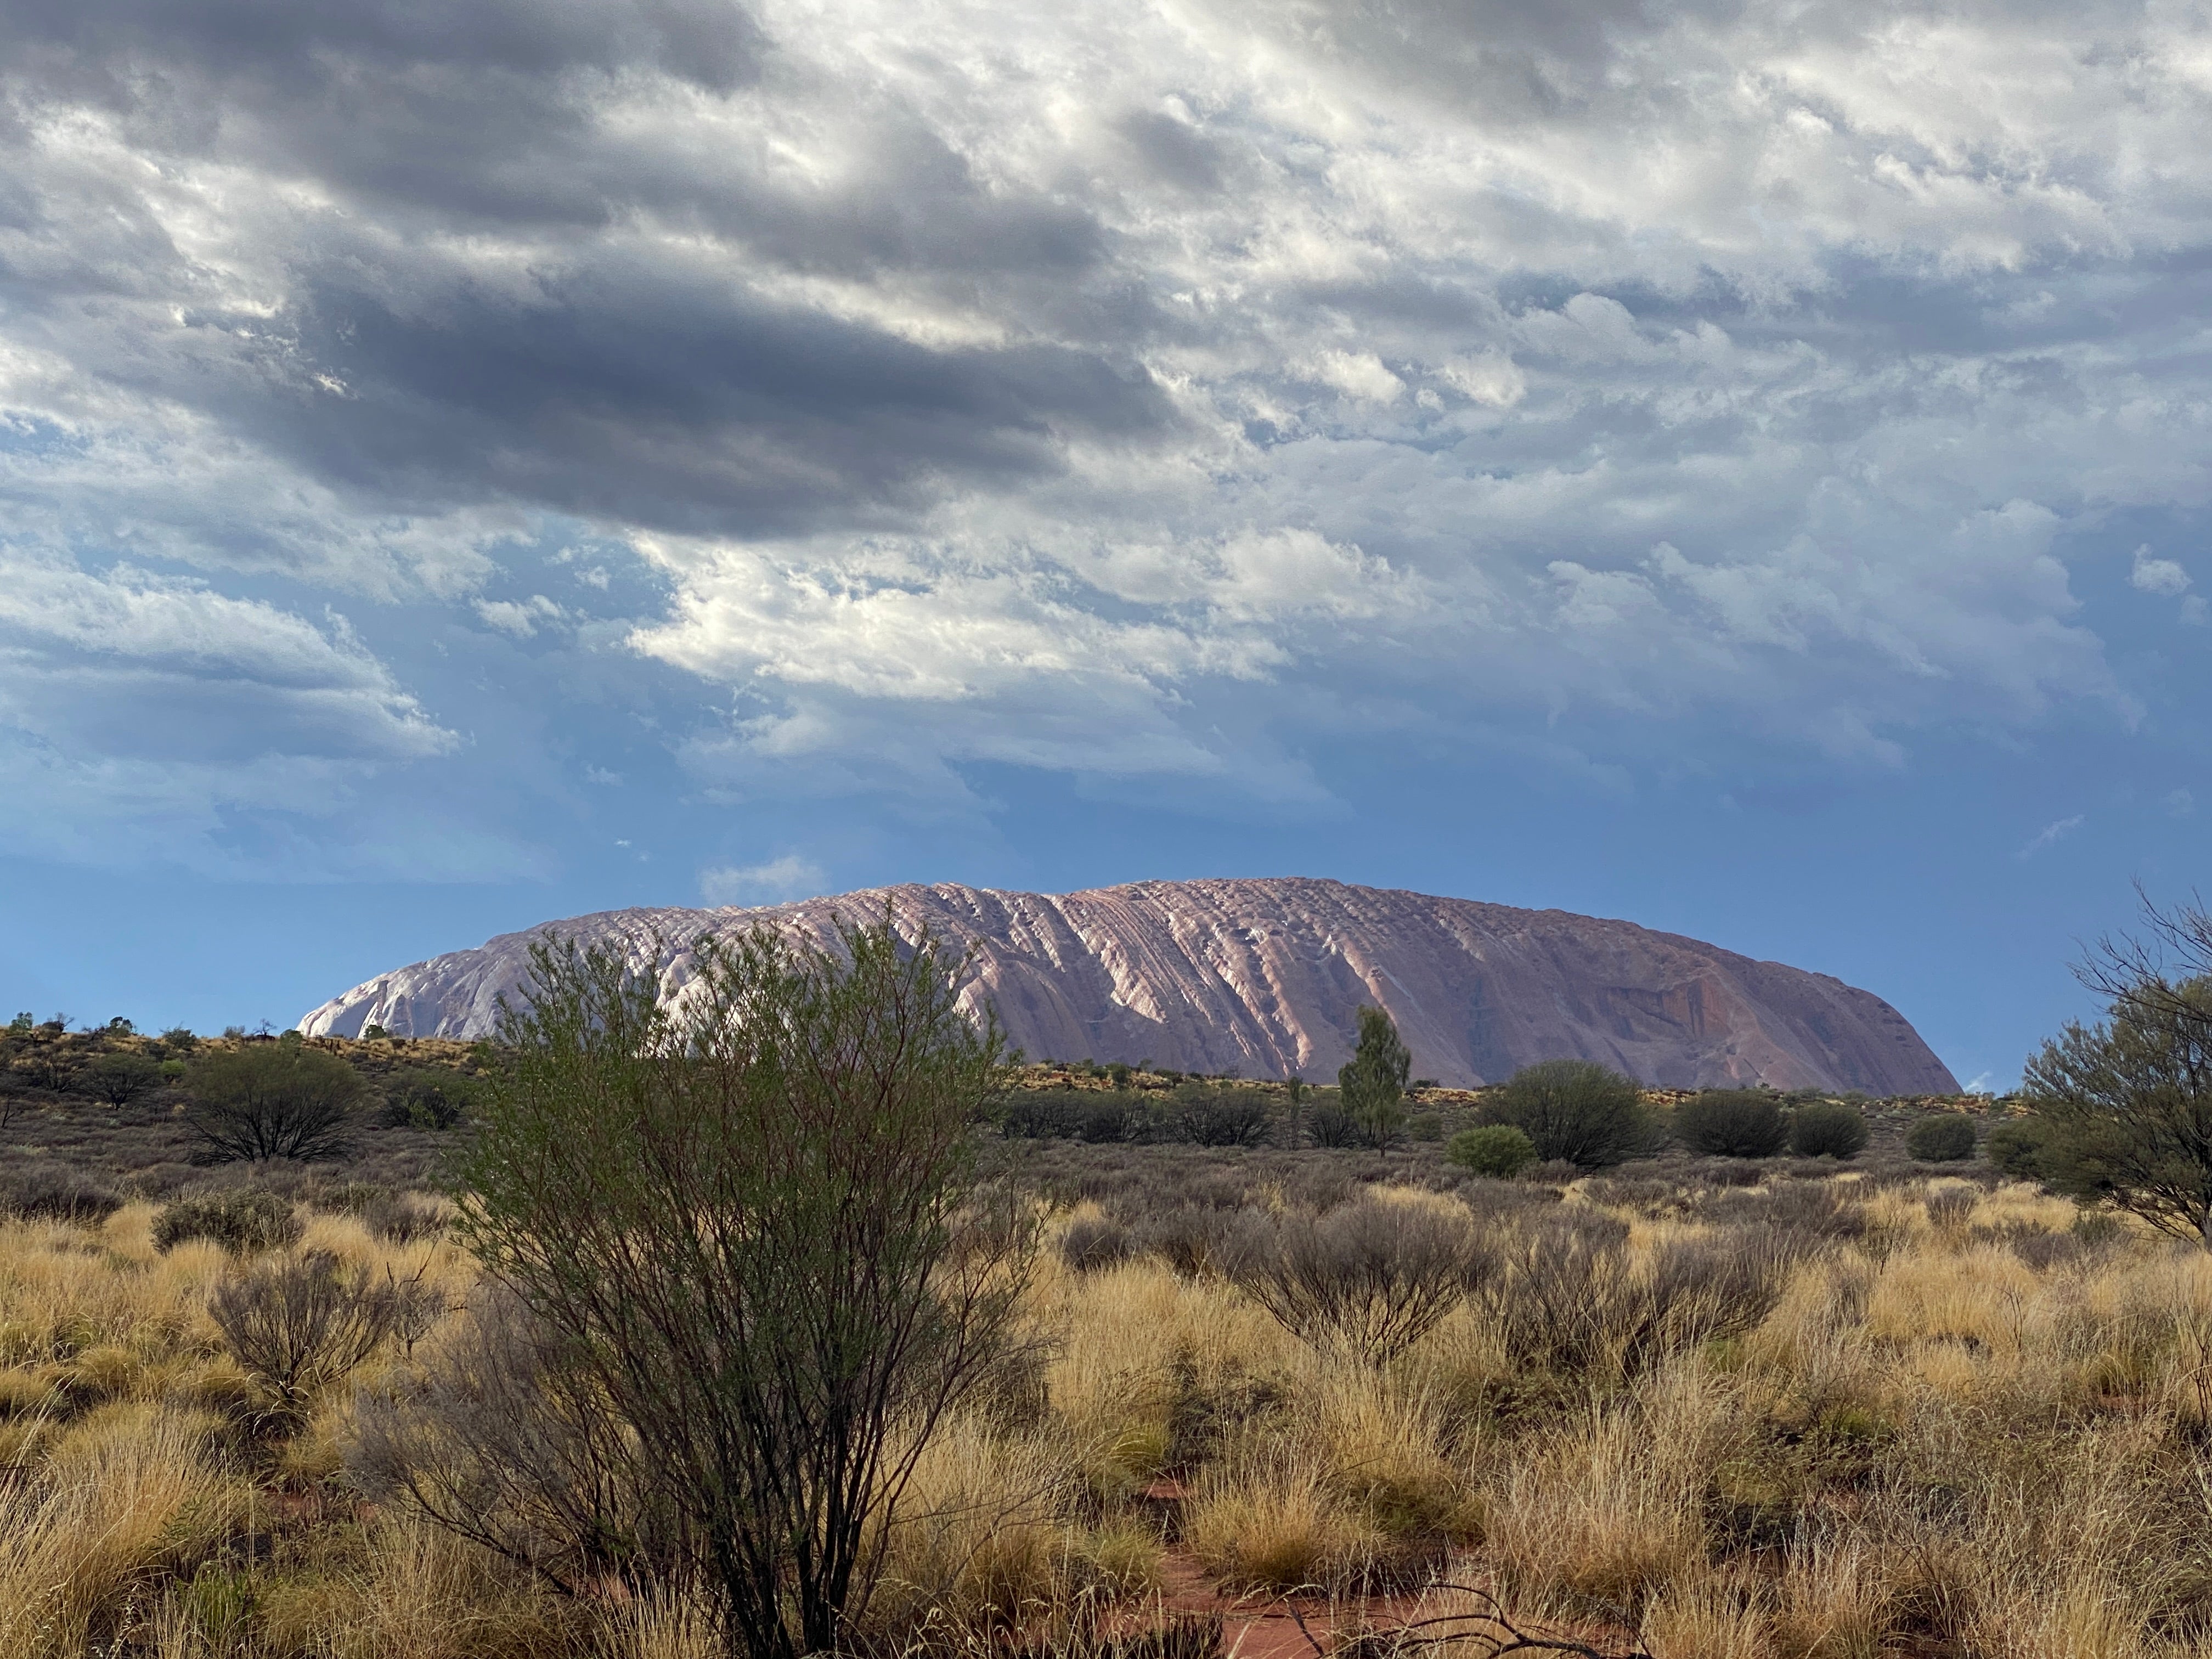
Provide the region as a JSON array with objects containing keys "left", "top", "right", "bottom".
[
  {"left": 1, "top": 0, "right": 2208, "bottom": 868},
  {"left": 8, "top": 0, "right": 761, "bottom": 99},
  {"left": 247, "top": 269, "right": 1174, "bottom": 535}
]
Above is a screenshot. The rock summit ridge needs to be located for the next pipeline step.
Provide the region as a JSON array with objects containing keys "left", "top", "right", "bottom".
[{"left": 299, "top": 876, "right": 1957, "bottom": 1093}]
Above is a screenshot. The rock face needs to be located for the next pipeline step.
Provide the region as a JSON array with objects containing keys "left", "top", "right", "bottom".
[{"left": 299, "top": 877, "right": 1957, "bottom": 1093}]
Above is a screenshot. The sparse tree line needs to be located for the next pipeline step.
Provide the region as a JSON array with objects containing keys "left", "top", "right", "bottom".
[{"left": 0, "top": 1017, "right": 487, "bottom": 1150}]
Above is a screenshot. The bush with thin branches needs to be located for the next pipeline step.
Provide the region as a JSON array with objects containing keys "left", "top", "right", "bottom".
[
  {"left": 452, "top": 913, "right": 1034, "bottom": 1659},
  {"left": 210, "top": 1250, "right": 421, "bottom": 1426},
  {"left": 184, "top": 1042, "right": 362, "bottom": 1161},
  {"left": 1227, "top": 1197, "right": 1488, "bottom": 1366}
]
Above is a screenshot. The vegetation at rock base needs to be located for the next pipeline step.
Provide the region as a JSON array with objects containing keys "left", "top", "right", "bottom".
[
  {"left": 1475, "top": 1059, "right": 1654, "bottom": 1169},
  {"left": 1906, "top": 1111, "right": 1979, "bottom": 1163},
  {"left": 1788, "top": 1101, "right": 1870, "bottom": 1160},
  {"left": 23, "top": 915, "right": 2212, "bottom": 1658},
  {"left": 1674, "top": 1090, "right": 1790, "bottom": 1159},
  {"left": 1338, "top": 1006, "right": 1411, "bottom": 1148}
]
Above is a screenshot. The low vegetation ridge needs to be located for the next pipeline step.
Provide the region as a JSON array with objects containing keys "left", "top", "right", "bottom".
[{"left": 297, "top": 877, "right": 1959, "bottom": 1093}]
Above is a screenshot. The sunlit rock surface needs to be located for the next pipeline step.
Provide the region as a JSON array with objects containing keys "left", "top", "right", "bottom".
[{"left": 300, "top": 877, "right": 1957, "bottom": 1092}]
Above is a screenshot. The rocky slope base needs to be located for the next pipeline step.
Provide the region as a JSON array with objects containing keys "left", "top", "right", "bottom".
[{"left": 300, "top": 878, "right": 1956, "bottom": 1093}]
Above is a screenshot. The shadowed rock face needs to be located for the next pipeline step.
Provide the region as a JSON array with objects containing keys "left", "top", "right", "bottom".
[{"left": 298, "top": 877, "right": 1959, "bottom": 1093}]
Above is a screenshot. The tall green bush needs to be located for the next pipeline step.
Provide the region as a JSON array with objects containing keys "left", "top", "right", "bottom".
[
  {"left": 1338, "top": 1006, "right": 1410, "bottom": 1147},
  {"left": 1905, "top": 1114, "right": 1977, "bottom": 1163},
  {"left": 1790, "top": 1103, "right": 1869, "bottom": 1160},
  {"left": 1479, "top": 1059, "right": 1651, "bottom": 1169},
  {"left": 1674, "top": 1090, "right": 1788, "bottom": 1158}
]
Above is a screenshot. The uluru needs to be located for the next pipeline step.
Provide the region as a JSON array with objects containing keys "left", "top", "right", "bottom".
[{"left": 299, "top": 878, "right": 1956, "bottom": 1094}]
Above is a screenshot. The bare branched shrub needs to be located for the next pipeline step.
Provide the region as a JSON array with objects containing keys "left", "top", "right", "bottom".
[
  {"left": 1227, "top": 1198, "right": 1488, "bottom": 1365},
  {"left": 1476, "top": 1210, "right": 1632, "bottom": 1376},
  {"left": 209, "top": 1249, "right": 416, "bottom": 1425},
  {"left": 1476, "top": 1215, "right": 1795, "bottom": 1380},
  {"left": 348, "top": 1285, "right": 685, "bottom": 1595},
  {"left": 1165, "top": 1085, "right": 1272, "bottom": 1148}
]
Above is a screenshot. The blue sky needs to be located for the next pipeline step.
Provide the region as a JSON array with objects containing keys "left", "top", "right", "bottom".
[{"left": 2, "top": 0, "right": 2209, "bottom": 1088}]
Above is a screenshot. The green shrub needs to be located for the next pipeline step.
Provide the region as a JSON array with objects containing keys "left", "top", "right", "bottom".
[
  {"left": 1407, "top": 1113, "right": 1444, "bottom": 1142},
  {"left": 154, "top": 1190, "right": 303, "bottom": 1255},
  {"left": 1987, "top": 1116, "right": 2049, "bottom": 1179},
  {"left": 1790, "top": 1103, "right": 1869, "bottom": 1160},
  {"left": 1479, "top": 1060, "right": 1652, "bottom": 1169},
  {"left": 379, "top": 1067, "right": 478, "bottom": 1131},
  {"left": 1166, "top": 1085, "right": 1271, "bottom": 1147},
  {"left": 186, "top": 1044, "right": 362, "bottom": 1161},
  {"left": 1905, "top": 1113, "right": 1978, "bottom": 1163},
  {"left": 1338, "top": 1006, "right": 1411, "bottom": 1147},
  {"left": 1674, "top": 1090, "right": 1788, "bottom": 1158},
  {"left": 1446, "top": 1124, "right": 1537, "bottom": 1178}
]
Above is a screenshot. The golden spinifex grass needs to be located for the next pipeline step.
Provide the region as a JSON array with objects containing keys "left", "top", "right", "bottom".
[{"left": 8, "top": 1176, "right": 2212, "bottom": 1656}]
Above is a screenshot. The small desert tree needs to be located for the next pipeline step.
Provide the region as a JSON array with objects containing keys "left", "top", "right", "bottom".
[
  {"left": 1339, "top": 1005, "right": 1410, "bottom": 1147},
  {"left": 2023, "top": 975, "right": 2212, "bottom": 1246},
  {"left": 454, "top": 914, "right": 1029, "bottom": 1659},
  {"left": 185, "top": 1043, "right": 362, "bottom": 1161}
]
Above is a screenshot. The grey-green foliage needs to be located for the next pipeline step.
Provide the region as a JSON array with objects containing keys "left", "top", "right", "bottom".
[
  {"left": 154, "top": 1190, "right": 303, "bottom": 1255},
  {"left": 1674, "top": 1090, "right": 1788, "bottom": 1158},
  {"left": 1987, "top": 1116, "right": 2049, "bottom": 1178},
  {"left": 1446, "top": 1123, "right": 1537, "bottom": 1178},
  {"left": 1905, "top": 1113, "right": 1978, "bottom": 1162},
  {"left": 453, "top": 913, "right": 1033, "bottom": 1659},
  {"left": 1789, "top": 1103, "right": 1869, "bottom": 1159},
  {"left": 380, "top": 1066, "right": 479, "bottom": 1130},
  {"left": 1338, "top": 1005, "right": 1410, "bottom": 1147},
  {"left": 2022, "top": 976, "right": 2212, "bottom": 1246},
  {"left": 1479, "top": 1059, "right": 1652, "bottom": 1169}
]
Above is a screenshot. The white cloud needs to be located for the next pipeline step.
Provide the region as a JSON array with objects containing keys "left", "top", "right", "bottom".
[
  {"left": 2018, "top": 815, "right": 2085, "bottom": 859},
  {"left": 2131, "top": 546, "right": 2193, "bottom": 598},
  {"left": 700, "top": 855, "right": 828, "bottom": 905},
  {"left": 474, "top": 596, "right": 567, "bottom": 638}
]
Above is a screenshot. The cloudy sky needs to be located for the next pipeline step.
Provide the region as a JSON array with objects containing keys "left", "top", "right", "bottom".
[{"left": 3, "top": 0, "right": 2209, "bottom": 1083}]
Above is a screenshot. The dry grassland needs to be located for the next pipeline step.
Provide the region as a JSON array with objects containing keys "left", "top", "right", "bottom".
[{"left": 2, "top": 1171, "right": 2210, "bottom": 1657}]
